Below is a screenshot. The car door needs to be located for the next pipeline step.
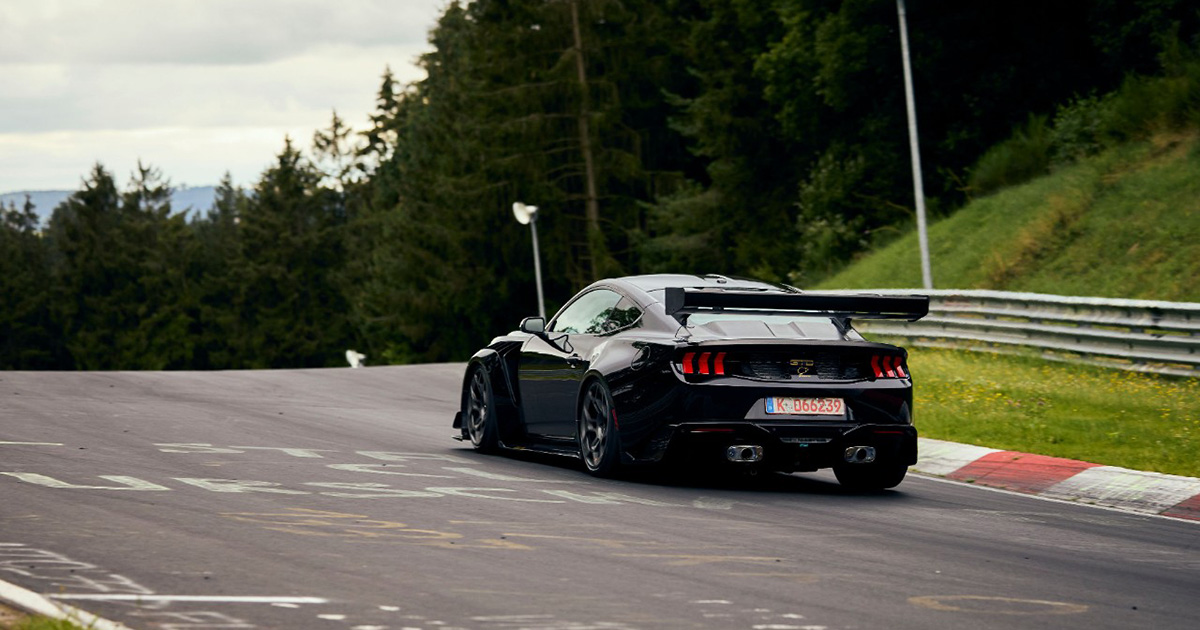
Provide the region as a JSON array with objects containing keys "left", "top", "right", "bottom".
[{"left": 519, "top": 288, "right": 623, "bottom": 439}]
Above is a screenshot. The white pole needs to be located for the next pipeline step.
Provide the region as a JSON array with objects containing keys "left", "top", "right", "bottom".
[
  {"left": 530, "top": 216, "right": 546, "bottom": 319},
  {"left": 897, "top": 0, "right": 933, "bottom": 290}
]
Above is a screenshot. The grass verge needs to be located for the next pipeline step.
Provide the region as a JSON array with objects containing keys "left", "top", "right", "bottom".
[
  {"left": 0, "top": 612, "right": 84, "bottom": 630},
  {"left": 904, "top": 344, "right": 1200, "bottom": 477},
  {"left": 11, "top": 620, "right": 86, "bottom": 630},
  {"left": 816, "top": 131, "right": 1200, "bottom": 301}
]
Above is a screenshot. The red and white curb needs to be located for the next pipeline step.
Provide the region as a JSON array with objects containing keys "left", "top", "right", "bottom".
[
  {"left": 0, "top": 576, "right": 131, "bottom": 630},
  {"left": 915, "top": 437, "right": 1200, "bottom": 521}
]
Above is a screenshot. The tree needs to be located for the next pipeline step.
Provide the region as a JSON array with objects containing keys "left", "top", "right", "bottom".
[
  {"left": 0, "top": 196, "right": 62, "bottom": 368},
  {"left": 235, "top": 137, "right": 353, "bottom": 367},
  {"left": 642, "top": 0, "right": 796, "bottom": 281},
  {"left": 43, "top": 163, "right": 196, "bottom": 369},
  {"left": 188, "top": 172, "right": 248, "bottom": 368}
]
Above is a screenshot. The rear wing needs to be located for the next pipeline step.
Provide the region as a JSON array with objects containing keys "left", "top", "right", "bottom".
[{"left": 663, "top": 288, "right": 929, "bottom": 323}]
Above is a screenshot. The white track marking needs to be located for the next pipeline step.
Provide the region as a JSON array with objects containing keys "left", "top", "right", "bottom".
[
  {"left": 540, "top": 490, "right": 680, "bottom": 506},
  {"left": 442, "top": 467, "right": 578, "bottom": 483},
  {"left": 231, "top": 446, "right": 335, "bottom": 458},
  {"left": 425, "top": 487, "right": 565, "bottom": 503},
  {"left": 303, "top": 482, "right": 442, "bottom": 498},
  {"left": 357, "top": 451, "right": 468, "bottom": 464},
  {"left": 172, "top": 478, "right": 309, "bottom": 494},
  {"left": 0, "top": 441, "right": 64, "bottom": 446},
  {"left": 49, "top": 594, "right": 328, "bottom": 603},
  {"left": 0, "top": 473, "right": 170, "bottom": 491},
  {"left": 327, "top": 463, "right": 456, "bottom": 478},
  {"left": 0, "top": 577, "right": 133, "bottom": 630}
]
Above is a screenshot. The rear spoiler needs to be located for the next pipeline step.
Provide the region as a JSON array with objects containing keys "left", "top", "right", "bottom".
[{"left": 663, "top": 288, "right": 929, "bottom": 322}]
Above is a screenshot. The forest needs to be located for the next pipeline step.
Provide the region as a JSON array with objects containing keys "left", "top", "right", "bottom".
[{"left": 3, "top": 0, "right": 1198, "bottom": 370}]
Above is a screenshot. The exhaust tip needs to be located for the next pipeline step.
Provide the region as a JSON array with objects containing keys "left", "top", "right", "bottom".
[
  {"left": 726, "top": 445, "right": 764, "bottom": 463},
  {"left": 843, "top": 446, "right": 877, "bottom": 464}
]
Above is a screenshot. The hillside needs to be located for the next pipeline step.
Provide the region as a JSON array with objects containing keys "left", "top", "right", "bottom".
[{"left": 817, "top": 130, "right": 1200, "bottom": 302}]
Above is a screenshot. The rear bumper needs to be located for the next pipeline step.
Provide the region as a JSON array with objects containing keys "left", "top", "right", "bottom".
[{"left": 642, "top": 421, "right": 917, "bottom": 473}]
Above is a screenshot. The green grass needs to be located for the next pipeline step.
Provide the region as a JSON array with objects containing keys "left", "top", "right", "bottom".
[
  {"left": 8, "top": 617, "right": 87, "bottom": 630},
  {"left": 905, "top": 344, "right": 1200, "bottom": 477},
  {"left": 817, "top": 131, "right": 1200, "bottom": 302}
]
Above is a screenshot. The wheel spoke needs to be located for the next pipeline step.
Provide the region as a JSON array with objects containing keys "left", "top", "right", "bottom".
[
  {"left": 467, "top": 371, "right": 488, "bottom": 442},
  {"left": 579, "top": 382, "right": 612, "bottom": 470}
]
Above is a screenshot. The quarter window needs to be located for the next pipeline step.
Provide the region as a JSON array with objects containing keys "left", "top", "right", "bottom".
[{"left": 551, "top": 289, "right": 623, "bottom": 334}]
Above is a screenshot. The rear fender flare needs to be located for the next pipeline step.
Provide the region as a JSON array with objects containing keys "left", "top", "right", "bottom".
[{"left": 462, "top": 351, "right": 520, "bottom": 439}]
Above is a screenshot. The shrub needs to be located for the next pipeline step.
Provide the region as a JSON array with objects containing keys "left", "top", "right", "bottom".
[
  {"left": 967, "top": 114, "right": 1052, "bottom": 196},
  {"left": 1050, "top": 93, "right": 1117, "bottom": 164}
]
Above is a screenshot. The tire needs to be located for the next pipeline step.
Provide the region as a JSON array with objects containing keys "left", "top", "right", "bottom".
[
  {"left": 578, "top": 379, "right": 621, "bottom": 477},
  {"left": 464, "top": 365, "right": 499, "bottom": 453},
  {"left": 833, "top": 462, "right": 908, "bottom": 490}
]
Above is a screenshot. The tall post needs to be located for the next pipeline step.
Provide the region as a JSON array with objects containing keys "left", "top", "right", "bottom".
[
  {"left": 897, "top": 0, "right": 934, "bottom": 290},
  {"left": 530, "top": 215, "right": 546, "bottom": 320},
  {"left": 570, "top": 0, "right": 602, "bottom": 281}
]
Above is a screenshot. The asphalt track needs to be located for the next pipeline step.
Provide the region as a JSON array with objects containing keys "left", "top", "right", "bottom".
[{"left": 1, "top": 365, "right": 1197, "bottom": 630}]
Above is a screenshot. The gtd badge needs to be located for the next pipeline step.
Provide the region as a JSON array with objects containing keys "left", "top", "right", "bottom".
[{"left": 789, "top": 359, "right": 815, "bottom": 376}]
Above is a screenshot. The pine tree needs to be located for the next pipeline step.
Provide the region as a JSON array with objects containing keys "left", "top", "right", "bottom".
[
  {"left": 236, "top": 138, "right": 352, "bottom": 367},
  {"left": 0, "top": 196, "right": 61, "bottom": 368}
]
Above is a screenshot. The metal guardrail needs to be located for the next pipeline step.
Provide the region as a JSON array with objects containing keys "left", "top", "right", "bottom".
[{"left": 835, "top": 289, "right": 1200, "bottom": 377}]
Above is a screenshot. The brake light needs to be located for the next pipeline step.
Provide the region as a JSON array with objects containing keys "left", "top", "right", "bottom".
[
  {"left": 678, "top": 351, "right": 726, "bottom": 376},
  {"left": 870, "top": 354, "right": 908, "bottom": 379}
]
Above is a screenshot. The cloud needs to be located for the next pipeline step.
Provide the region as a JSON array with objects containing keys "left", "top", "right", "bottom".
[
  {"left": 0, "top": 0, "right": 444, "bottom": 65},
  {"left": 0, "top": 0, "right": 451, "bottom": 191},
  {"left": 0, "top": 44, "right": 429, "bottom": 134},
  {"left": 0, "top": 126, "right": 319, "bottom": 192}
]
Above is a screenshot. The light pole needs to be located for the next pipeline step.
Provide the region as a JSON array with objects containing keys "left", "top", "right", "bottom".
[
  {"left": 512, "top": 202, "right": 546, "bottom": 319},
  {"left": 897, "top": 0, "right": 934, "bottom": 290}
]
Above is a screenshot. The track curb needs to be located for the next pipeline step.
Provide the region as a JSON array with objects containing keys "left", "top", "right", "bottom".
[
  {"left": 0, "top": 576, "right": 131, "bottom": 630},
  {"left": 915, "top": 437, "right": 1200, "bottom": 521}
]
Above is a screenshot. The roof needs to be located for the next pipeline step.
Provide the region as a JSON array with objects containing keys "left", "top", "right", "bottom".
[{"left": 613, "top": 274, "right": 793, "bottom": 294}]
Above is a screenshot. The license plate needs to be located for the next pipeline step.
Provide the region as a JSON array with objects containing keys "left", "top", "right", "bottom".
[{"left": 765, "top": 397, "right": 845, "bottom": 416}]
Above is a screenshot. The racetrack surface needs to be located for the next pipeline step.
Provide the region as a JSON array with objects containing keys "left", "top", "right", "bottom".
[{"left": 1, "top": 365, "right": 1197, "bottom": 630}]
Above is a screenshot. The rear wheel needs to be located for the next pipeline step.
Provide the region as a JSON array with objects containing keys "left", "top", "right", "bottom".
[
  {"left": 579, "top": 379, "right": 620, "bottom": 477},
  {"left": 833, "top": 461, "right": 908, "bottom": 490},
  {"left": 465, "top": 366, "right": 499, "bottom": 452}
]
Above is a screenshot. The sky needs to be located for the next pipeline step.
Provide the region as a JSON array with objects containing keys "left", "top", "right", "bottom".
[{"left": 0, "top": 0, "right": 450, "bottom": 193}]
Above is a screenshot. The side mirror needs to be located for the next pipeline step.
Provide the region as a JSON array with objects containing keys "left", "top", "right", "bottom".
[{"left": 520, "top": 317, "right": 546, "bottom": 334}]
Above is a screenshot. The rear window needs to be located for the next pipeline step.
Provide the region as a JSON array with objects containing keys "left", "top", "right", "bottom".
[{"left": 687, "top": 314, "right": 844, "bottom": 339}]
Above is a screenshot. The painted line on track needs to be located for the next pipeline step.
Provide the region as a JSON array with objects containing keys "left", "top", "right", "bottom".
[
  {"left": 49, "top": 594, "right": 329, "bottom": 604},
  {"left": 0, "top": 577, "right": 132, "bottom": 630}
]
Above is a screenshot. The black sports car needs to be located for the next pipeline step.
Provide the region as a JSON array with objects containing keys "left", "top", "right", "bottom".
[{"left": 453, "top": 274, "right": 929, "bottom": 489}]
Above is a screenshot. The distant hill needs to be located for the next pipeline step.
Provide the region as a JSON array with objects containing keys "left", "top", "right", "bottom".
[
  {"left": 0, "top": 185, "right": 218, "bottom": 227},
  {"left": 816, "top": 130, "right": 1200, "bottom": 302}
]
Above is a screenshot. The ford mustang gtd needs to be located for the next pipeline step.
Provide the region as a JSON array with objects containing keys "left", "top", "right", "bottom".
[{"left": 453, "top": 274, "right": 929, "bottom": 489}]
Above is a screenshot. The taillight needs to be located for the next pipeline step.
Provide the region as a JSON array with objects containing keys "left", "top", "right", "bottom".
[
  {"left": 870, "top": 354, "right": 908, "bottom": 379},
  {"left": 678, "top": 351, "right": 726, "bottom": 377}
]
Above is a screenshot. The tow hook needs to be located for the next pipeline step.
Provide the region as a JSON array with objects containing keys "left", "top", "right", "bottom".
[
  {"left": 843, "top": 446, "right": 877, "bottom": 464},
  {"left": 726, "top": 445, "right": 764, "bottom": 463}
]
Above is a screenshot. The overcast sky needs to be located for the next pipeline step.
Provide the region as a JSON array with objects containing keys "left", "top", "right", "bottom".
[{"left": 0, "top": 0, "right": 449, "bottom": 193}]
